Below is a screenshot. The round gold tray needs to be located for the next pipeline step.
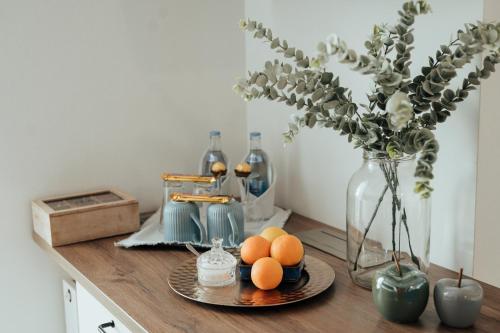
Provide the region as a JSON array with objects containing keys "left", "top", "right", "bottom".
[{"left": 168, "top": 255, "right": 335, "bottom": 307}]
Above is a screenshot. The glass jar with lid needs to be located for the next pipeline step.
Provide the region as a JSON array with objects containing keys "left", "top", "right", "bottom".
[{"left": 197, "top": 238, "right": 237, "bottom": 287}]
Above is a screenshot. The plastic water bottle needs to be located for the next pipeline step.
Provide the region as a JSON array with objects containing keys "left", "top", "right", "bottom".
[
  {"left": 200, "top": 130, "right": 228, "bottom": 176},
  {"left": 245, "top": 132, "right": 272, "bottom": 197}
]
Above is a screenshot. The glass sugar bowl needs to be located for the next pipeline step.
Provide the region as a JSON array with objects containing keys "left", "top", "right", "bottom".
[{"left": 197, "top": 238, "right": 237, "bottom": 287}]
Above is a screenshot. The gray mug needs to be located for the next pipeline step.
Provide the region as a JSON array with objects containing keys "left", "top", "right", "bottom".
[
  {"left": 162, "top": 201, "right": 206, "bottom": 244},
  {"left": 207, "top": 200, "right": 244, "bottom": 247}
]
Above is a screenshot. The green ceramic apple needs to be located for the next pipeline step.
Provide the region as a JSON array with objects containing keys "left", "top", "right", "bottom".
[{"left": 372, "top": 263, "right": 429, "bottom": 323}]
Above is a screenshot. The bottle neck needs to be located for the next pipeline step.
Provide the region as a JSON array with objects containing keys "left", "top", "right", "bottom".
[
  {"left": 250, "top": 137, "right": 261, "bottom": 151},
  {"left": 209, "top": 136, "right": 222, "bottom": 151}
]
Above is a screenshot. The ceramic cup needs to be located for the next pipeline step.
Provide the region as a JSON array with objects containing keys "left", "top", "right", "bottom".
[
  {"left": 163, "top": 201, "right": 206, "bottom": 244},
  {"left": 207, "top": 199, "right": 244, "bottom": 247}
]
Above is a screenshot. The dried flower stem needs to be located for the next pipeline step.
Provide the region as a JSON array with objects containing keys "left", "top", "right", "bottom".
[
  {"left": 458, "top": 268, "right": 464, "bottom": 288},
  {"left": 393, "top": 252, "right": 402, "bottom": 277}
]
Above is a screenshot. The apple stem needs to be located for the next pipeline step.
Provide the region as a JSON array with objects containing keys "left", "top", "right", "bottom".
[
  {"left": 392, "top": 253, "right": 402, "bottom": 277},
  {"left": 458, "top": 268, "right": 464, "bottom": 288}
]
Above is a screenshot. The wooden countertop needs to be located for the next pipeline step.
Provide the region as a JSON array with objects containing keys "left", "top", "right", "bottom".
[{"left": 34, "top": 213, "right": 500, "bottom": 333}]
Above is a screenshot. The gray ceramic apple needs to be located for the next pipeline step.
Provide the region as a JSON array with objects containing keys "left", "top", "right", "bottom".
[
  {"left": 372, "top": 263, "right": 429, "bottom": 323},
  {"left": 434, "top": 278, "right": 483, "bottom": 328}
]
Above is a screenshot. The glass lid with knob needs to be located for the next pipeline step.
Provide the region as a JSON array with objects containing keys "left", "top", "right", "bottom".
[{"left": 197, "top": 238, "right": 237, "bottom": 287}]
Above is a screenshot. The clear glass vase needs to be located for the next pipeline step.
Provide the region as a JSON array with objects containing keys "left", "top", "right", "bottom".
[{"left": 346, "top": 150, "right": 431, "bottom": 289}]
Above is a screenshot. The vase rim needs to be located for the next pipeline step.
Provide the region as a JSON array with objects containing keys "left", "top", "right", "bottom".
[{"left": 362, "top": 149, "right": 415, "bottom": 161}]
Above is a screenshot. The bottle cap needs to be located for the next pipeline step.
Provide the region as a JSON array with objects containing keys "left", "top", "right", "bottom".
[
  {"left": 250, "top": 131, "right": 261, "bottom": 139},
  {"left": 209, "top": 130, "right": 221, "bottom": 137}
]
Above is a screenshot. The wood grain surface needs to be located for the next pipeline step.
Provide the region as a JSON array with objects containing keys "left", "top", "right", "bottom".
[{"left": 34, "top": 213, "right": 500, "bottom": 333}]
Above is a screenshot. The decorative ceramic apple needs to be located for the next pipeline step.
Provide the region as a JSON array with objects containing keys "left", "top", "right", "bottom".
[
  {"left": 372, "top": 259, "right": 429, "bottom": 323},
  {"left": 434, "top": 268, "right": 483, "bottom": 328}
]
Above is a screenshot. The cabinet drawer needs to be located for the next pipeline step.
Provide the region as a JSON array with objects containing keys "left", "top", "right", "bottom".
[{"left": 76, "top": 283, "right": 132, "bottom": 333}]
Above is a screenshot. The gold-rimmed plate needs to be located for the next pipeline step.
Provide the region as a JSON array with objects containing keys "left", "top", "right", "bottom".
[{"left": 168, "top": 255, "right": 335, "bottom": 307}]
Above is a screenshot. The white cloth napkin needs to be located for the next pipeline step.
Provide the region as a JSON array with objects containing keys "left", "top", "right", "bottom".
[
  {"left": 237, "top": 164, "right": 276, "bottom": 220},
  {"left": 115, "top": 206, "right": 291, "bottom": 248}
]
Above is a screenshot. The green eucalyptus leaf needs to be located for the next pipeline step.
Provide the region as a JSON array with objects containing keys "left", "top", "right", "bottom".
[
  {"left": 295, "top": 49, "right": 304, "bottom": 60},
  {"left": 296, "top": 80, "right": 306, "bottom": 94},
  {"left": 270, "top": 38, "right": 280, "bottom": 49},
  {"left": 266, "top": 28, "right": 273, "bottom": 40},
  {"left": 311, "top": 88, "right": 324, "bottom": 102},
  {"left": 254, "top": 30, "right": 264, "bottom": 38},
  {"left": 323, "top": 100, "right": 339, "bottom": 110},
  {"left": 256, "top": 74, "right": 268, "bottom": 87},
  {"left": 305, "top": 113, "right": 316, "bottom": 128},
  {"left": 268, "top": 87, "right": 278, "bottom": 100},
  {"left": 284, "top": 47, "right": 296, "bottom": 58},
  {"left": 317, "top": 42, "right": 327, "bottom": 53},
  {"left": 277, "top": 77, "right": 287, "bottom": 90},
  {"left": 297, "top": 98, "right": 305, "bottom": 109}
]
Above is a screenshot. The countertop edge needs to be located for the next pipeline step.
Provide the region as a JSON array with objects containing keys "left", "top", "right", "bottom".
[{"left": 33, "top": 232, "right": 148, "bottom": 333}]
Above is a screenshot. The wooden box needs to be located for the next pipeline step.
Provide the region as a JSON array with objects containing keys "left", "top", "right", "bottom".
[{"left": 32, "top": 188, "right": 139, "bottom": 246}]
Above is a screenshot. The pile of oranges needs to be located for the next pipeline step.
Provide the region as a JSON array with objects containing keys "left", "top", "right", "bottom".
[{"left": 240, "top": 227, "right": 304, "bottom": 290}]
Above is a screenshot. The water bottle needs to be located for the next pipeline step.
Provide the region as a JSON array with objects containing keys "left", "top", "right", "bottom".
[
  {"left": 200, "top": 130, "right": 228, "bottom": 176},
  {"left": 245, "top": 132, "right": 272, "bottom": 197}
]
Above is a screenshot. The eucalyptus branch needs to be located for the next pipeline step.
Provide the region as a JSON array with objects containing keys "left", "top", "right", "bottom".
[
  {"left": 401, "top": 128, "right": 439, "bottom": 198},
  {"left": 353, "top": 184, "right": 389, "bottom": 271},
  {"left": 369, "top": 0, "right": 431, "bottom": 108},
  {"left": 313, "top": 34, "right": 360, "bottom": 68},
  {"left": 380, "top": 163, "right": 399, "bottom": 255},
  {"left": 420, "top": 52, "right": 500, "bottom": 127},
  {"left": 235, "top": 4, "right": 500, "bottom": 199},
  {"left": 392, "top": 0, "right": 432, "bottom": 81},
  {"left": 410, "top": 22, "right": 500, "bottom": 116},
  {"left": 313, "top": 31, "right": 403, "bottom": 97},
  {"left": 240, "top": 19, "right": 312, "bottom": 68},
  {"left": 234, "top": 58, "right": 374, "bottom": 144},
  {"left": 402, "top": 209, "right": 420, "bottom": 269}
]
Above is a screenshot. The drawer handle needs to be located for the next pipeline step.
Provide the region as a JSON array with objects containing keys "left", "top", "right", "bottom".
[{"left": 98, "top": 320, "right": 115, "bottom": 332}]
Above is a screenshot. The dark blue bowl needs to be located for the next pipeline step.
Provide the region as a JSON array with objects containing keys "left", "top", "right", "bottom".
[{"left": 239, "top": 258, "right": 305, "bottom": 283}]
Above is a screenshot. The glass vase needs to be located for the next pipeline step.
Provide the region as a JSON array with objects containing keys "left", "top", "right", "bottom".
[{"left": 346, "top": 150, "right": 431, "bottom": 289}]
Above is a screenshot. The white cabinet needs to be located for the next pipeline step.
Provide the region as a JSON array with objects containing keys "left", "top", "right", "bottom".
[
  {"left": 62, "top": 279, "right": 79, "bottom": 333},
  {"left": 76, "top": 282, "right": 132, "bottom": 333}
]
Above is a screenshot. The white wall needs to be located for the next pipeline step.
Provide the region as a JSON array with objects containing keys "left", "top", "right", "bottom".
[
  {"left": 0, "top": 0, "right": 245, "bottom": 331},
  {"left": 244, "top": 0, "right": 483, "bottom": 273},
  {"left": 474, "top": 0, "right": 500, "bottom": 288}
]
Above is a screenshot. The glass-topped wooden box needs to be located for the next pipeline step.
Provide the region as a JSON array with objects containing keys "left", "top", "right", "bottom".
[{"left": 32, "top": 188, "right": 139, "bottom": 246}]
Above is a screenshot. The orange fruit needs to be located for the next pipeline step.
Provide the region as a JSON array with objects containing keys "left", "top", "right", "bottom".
[
  {"left": 240, "top": 235, "right": 271, "bottom": 264},
  {"left": 251, "top": 257, "right": 283, "bottom": 290},
  {"left": 260, "top": 226, "right": 288, "bottom": 243},
  {"left": 270, "top": 234, "right": 304, "bottom": 266}
]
